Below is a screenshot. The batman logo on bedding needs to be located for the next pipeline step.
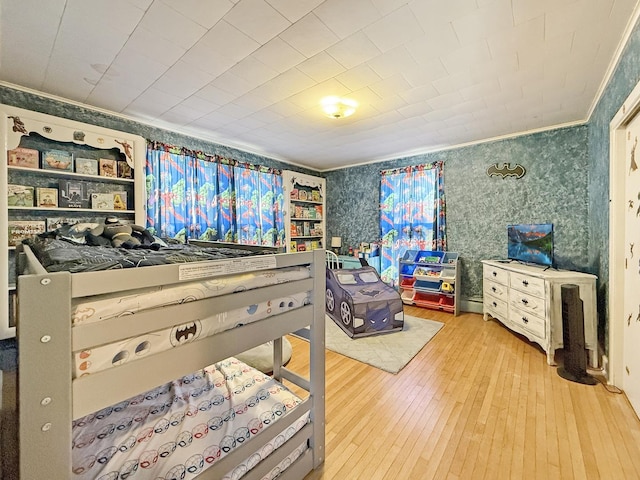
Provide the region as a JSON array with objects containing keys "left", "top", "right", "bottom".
[{"left": 170, "top": 321, "right": 202, "bottom": 347}]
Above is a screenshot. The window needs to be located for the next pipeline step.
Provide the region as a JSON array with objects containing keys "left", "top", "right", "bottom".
[
  {"left": 379, "top": 162, "right": 446, "bottom": 285},
  {"left": 146, "top": 141, "right": 284, "bottom": 246}
]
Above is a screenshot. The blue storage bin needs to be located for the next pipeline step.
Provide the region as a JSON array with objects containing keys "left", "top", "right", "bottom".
[
  {"left": 414, "top": 279, "right": 441, "bottom": 291},
  {"left": 400, "top": 263, "right": 417, "bottom": 276},
  {"left": 401, "top": 250, "right": 418, "bottom": 261},
  {"left": 414, "top": 250, "right": 445, "bottom": 264}
]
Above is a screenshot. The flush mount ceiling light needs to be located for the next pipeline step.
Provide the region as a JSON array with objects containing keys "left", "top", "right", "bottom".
[{"left": 321, "top": 96, "right": 358, "bottom": 119}]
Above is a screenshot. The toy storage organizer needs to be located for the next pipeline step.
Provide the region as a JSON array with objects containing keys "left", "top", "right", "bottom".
[{"left": 399, "top": 250, "right": 460, "bottom": 315}]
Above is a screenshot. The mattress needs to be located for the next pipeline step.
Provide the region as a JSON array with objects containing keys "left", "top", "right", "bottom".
[
  {"left": 71, "top": 266, "right": 310, "bottom": 326},
  {"left": 25, "top": 235, "right": 275, "bottom": 273},
  {"left": 71, "top": 358, "right": 309, "bottom": 480},
  {"left": 69, "top": 263, "right": 309, "bottom": 377},
  {"left": 74, "top": 290, "right": 310, "bottom": 377}
]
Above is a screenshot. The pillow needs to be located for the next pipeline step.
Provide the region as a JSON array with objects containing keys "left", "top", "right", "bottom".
[{"left": 236, "top": 337, "right": 293, "bottom": 374}]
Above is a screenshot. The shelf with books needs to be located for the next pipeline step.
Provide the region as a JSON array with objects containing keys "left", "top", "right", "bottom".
[
  {"left": 8, "top": 164, "right": 135, "bottom": 182},
  {"left": 1, "top": 104, "right": 146, "bottom": 339},
  {"left": 283, "top": 170, "right": 325, "bottom": 253},
  {"left": 8, "top": 206, "right": 135, "bottom": 214}
]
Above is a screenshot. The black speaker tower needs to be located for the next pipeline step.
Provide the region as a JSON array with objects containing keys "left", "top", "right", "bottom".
[{"left": 558, "top": 284, "right": 597, "bottom": 385}]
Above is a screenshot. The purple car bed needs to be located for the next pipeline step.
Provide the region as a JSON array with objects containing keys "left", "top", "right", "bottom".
[{"left": 325, "top": 265, "right": 404, "bottom": 338}]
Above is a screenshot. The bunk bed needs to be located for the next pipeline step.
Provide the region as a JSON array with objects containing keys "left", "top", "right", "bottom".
[{"left": 15, "top": 239, "right": 325, "bottom": 480}]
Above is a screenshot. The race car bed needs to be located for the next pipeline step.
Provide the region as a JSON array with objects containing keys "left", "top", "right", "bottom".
[{"left": 15, "top": 238, "right": 325, "bottom": 480}]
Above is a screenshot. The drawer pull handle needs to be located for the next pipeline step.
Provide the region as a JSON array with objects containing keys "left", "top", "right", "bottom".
[
  {"left": 491, "top": 286, "right": 497, "bottom": 292},
  {"left": 492, "top": 302, "right": 497, "bottom": 308},
  {"left": 521, "top": 298, "right": 528, "bottom": 305},
  {"left": 492, "top": 271, "right": 497, "bottom": 277},
  {"left": 522, "top": 280, "right": 529, "bottom": 286},
  {"left": 522, "top": 317, "right": 529, "bottom": 324}
]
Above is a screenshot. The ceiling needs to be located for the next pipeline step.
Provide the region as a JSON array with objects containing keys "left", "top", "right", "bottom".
[{"left": 1, "top": 0, "right": 638, "bottom": 171}]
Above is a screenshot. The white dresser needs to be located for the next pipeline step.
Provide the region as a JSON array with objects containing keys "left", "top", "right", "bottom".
[{"left": 482, "top": 260, "right": 598, "bottom": 367}]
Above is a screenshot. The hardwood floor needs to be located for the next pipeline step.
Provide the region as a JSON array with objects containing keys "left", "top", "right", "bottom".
[{"left": 285, "top": 307, "right": 640, "bottom": 480}]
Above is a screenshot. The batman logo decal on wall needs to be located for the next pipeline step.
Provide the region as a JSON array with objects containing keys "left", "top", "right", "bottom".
[
  {"left": 486, "top": 163, "right": 526, "bottom": 179},
  {"left": 170, "top": 321, "right": 202, "bottom": 347}
]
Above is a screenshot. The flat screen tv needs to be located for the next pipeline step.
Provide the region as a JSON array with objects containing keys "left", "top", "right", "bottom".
[{"left": 507, "top": 223, "right": 554, "bottom": 267}]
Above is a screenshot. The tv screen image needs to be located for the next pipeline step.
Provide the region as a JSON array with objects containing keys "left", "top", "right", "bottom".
[{"left": 507, "top": 223, "right": 554, "bottom": 266}]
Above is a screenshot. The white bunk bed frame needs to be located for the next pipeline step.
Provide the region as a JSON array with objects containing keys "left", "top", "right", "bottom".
[{"left": 16, "top": 246, "right": 325, "bottom": 480}]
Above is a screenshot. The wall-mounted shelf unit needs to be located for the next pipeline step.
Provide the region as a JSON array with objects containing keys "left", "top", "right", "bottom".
[
  {"left": 1, "top": 104, "right": 146, "bottom": 339},
  {"left": 282, "top": 170, "right": 325, "bottom": 253}
]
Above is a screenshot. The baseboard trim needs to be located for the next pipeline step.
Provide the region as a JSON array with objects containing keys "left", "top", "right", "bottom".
[{"left": 460, "top": 299, "right": 483, "bottom": 314}]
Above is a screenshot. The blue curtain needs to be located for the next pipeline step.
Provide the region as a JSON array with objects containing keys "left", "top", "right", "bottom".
[
  {"left": 217, "top": 160, "right": 236, "bottom": 242},
  {"left": 234, "top": 165, "right": 285, "bottom": 247},
  {"left": 146, "top": 142, "right": 284, "bottom": 246},
  {"left": 146, "top": 144, "right": 199, "bottom": 241},
  {"left": 379, "top": 162, "right": 446, "bottom": 285}
]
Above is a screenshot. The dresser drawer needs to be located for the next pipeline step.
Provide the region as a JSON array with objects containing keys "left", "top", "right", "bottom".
[
  {"left": 484, "top": 278, "right": 508, "bottom": 300},
  {"left": 509, "top": 305, "right": 546, "bottom": 339},
  {"left": 483, "top": 264, "right": 508, "bottom": 286},
  {"left": 508, "top": 288, "right": 545, "bottom": 319},
  {"left": 484, "top": 293, "right": 508, "bottom": 319},
  {"left": 509, "top": 271, "right": 545, "bottom": 297}
]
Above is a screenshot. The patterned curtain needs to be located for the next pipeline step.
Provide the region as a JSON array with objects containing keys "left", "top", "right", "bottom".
[
  {"left": 217, "top": 159, "right": 237, "bottom": 243},
  {"left": 146, "top": 141, "right": 284, "bottom": 246},
  {"left": 234, "top": 164, "right": 285, "bottom": 246},
  {"left": 146, "top": 143, "right": 200, "bottom": 241},
  {"left": 379, "top": 162, "right": 446, "bottom": 285}
]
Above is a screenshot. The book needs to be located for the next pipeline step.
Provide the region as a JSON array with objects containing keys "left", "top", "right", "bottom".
[
  {"left": 117, "top": 161, "right": 133, "bottom": 179},
  {"left": 36, "top": 187, "right": 58, "bottom": 207},
  {"left": 7, "top": 147, "right": 39, "bottom": 169},
  {"left": 298, "top": 190, "right": 308, "bottom": 201},
  {"left": 297, "top": 244, "right": 306, "bottom": 252},
  {"left": 91, "top": 192, "right": 115, "bottom": 210},
  {"left": 42, "top": 149, "right": 73, "bottom": 171},
  {"left": 58, "top": 179, "right": 89, "bottom": 208},
  {"left": 8, "top": 220, "right": 46, "bottom": 246},
  {"left": 75, "top": 157, "right": 98, "bottom": 176},
  {"left": 7, "top": 184, "right": 34, "bottom": 207},
  {"left": 290, "top": 188, "right": 298, "bottom": 200},
  {"left": 99, "top": 158, "right": 117, "bottom": 177},
  {"left": 311, "top": 190, "right": 320, "bottom": 202},
  {"left": 112, "top": 191, "right": 127, "bottom": 210},
  {"left": 46, "top": 217, "right": 81, "bottom": 231}
]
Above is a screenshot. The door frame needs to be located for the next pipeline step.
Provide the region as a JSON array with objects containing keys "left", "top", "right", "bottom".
[{"left": 608, "top": 80, "right": 640, "bottom": 387}]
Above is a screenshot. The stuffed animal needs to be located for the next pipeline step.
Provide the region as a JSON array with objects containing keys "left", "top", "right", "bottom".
[{"left": 90, "top": 216, "right": 156, "bottom": 249}]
